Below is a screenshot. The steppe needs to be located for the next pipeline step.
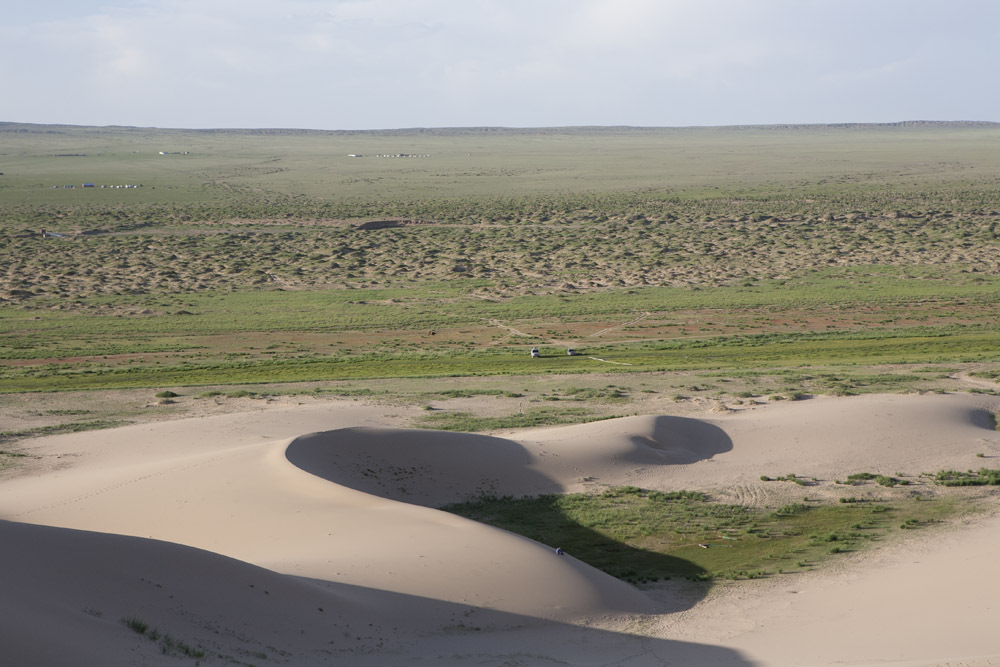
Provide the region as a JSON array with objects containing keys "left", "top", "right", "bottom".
[{"left": 3, "top": 122, "right": 1000, "bottom": 665}]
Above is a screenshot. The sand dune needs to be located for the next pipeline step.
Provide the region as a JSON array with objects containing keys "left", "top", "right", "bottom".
[
  {"left": 3, "top": 393, "right": 1000, "bottom": 665},
  {"left": 523, "top": 394, "right": 1000, "bottom": 501},
  {"left": 0, "top": 520, "right": 393, "bottom": 665}
]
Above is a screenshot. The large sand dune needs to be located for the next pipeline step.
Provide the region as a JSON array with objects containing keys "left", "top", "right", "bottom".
[{"left": 2, "top": 393, "right": 1000, "bottom": 665}]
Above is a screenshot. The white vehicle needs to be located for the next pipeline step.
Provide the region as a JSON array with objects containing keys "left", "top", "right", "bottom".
[{"left": 530, "top": 347, "right": 540, "bottom": 358}]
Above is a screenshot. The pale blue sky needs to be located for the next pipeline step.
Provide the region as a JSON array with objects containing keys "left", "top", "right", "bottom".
[{"left": 2, "top": 0, "right": 997, "bottom": 130}]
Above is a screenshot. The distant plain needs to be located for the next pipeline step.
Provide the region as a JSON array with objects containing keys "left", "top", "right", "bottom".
[{"left": 3, "top": 121, "right": 1000, "bottom": 424}]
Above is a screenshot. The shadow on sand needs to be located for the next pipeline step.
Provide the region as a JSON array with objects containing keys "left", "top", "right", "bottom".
[
  {"left": 0, "top": 520, "right": 750, "bottom": 666},
  {"left": 286, "top": 419, "right": 736, "bottom": 615},
  {"left": 285, "top": 427, "right": 565, "bottom": 506},
  {"left": 442, "top": 492, "right": 712, "bottom": 584},
  {"left": 626, "top": 415, "right": 734, "bottom": 464},
  {"left": 296, "top": 576, "right": 756, "bottom": 667}
]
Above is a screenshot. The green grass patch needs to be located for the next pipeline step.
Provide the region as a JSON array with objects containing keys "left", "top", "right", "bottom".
[
  {"left": 553, "top": 386, "right": 631, "bottom": 402},
  {"left": 442, "top": 487, "right": 964, "bottom": 583},
  {"left": 0, "top": 449, "right": 31, "bottom": 470},
  {"left": 417, "top": 407, "right": 618, "bottom": 432},
  {"left": 934, "top": 468, "right": 1000, "bottom": 486},
  {"left": 426, "top": 388, "right": 524, "bottom": 399},
  {"left": 841, "top": 472, "right": 908, "bottom": 487},
  {"left": 5, "top": 323, "right": 1000, "bottom": 393},
  {"left": 0, "top": 420, "right": 129, "bottom": 442}
]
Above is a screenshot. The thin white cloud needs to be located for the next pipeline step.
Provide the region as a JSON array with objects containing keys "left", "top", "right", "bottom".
[{"left": 1, "top": 0, "right": 997, "bottom": 128}]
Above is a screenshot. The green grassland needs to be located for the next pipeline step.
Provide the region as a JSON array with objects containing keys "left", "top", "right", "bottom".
[
  {"left": 443, "top": 487, "right": 970, "bottom": 583},
  {"left": 4, "top": 122, "right": 1000, "bottom": 207},
  {"left": 3, "top": 121, "right": 1000, "bottom": 394}
]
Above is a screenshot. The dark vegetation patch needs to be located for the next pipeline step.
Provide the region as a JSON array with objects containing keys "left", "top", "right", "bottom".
[
  {"left": 0, "top": 420, "right": 129, "bottom": 443},
  {"left": 122, "top": 617, "right": 206, "bottom": 659},
  {"left": 442, "top": 486, "right": 963, "bottom": 583},
  {"left": 417, "top": 407, "right": 620, "bottom": 432},
  {"left": 0, "top": 449, "right": 31, "bottom": 470},
  {"left": 934, "top": 468, "right": 1000, "bottom": 486},
  {"left": 426, "top": 388, "right": 524, "bottom": 399}
]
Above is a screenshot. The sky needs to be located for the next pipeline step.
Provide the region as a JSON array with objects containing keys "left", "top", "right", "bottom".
[{"left": 2, "top": 0, "right": 998, "bottom": 130}]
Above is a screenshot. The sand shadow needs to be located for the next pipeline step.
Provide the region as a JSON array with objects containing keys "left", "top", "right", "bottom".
[
  {"left": 625, "top": 415, "right": 734, "bottom": 464},
  {"left": 286, "top": 420, "right": 732, "bottom": 615},
  {"left": 295, "top": 576, "right": 755, "bottom": 666},
  {"left": 441, "top": 493, "right": 710, "bottom": 590},
  {"left": 969, "top": 407, "right": 999, "bottom": 431},
  {"left": 287, "top": 417, "right": 734, "bottom": 506},
  {"left": 285, "top": 427, "right": 564, "bottom": 507}
]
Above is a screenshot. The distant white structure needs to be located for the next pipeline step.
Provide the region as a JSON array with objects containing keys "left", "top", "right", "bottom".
[{"left": 55, "top": 183, "right": 143, "bottom": 190}]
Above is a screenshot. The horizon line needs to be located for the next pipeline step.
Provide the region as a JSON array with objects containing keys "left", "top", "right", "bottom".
[{"left": 2, "top": 119, "right": 998, "bottom": 134}]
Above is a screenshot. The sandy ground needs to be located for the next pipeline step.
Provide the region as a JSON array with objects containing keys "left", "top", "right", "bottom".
[{"left": 3, "top": 392, "right": 1000, "bottom": 666}]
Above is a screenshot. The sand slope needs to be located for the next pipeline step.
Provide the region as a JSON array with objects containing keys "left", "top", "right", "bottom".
[
  {"left": 0, "top": 520, "right": 393, "bottom": 665},
  {"left": 3, "top": 394, "right": 1000, "bottom": 665},
  {"left": 0, "top": 415, "right": 651, "bottom": 621}
]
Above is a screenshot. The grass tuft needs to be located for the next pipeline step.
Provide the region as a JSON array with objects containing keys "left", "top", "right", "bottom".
[{"left": 122, "top": 617, "right": 149, "bottom": 635}]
